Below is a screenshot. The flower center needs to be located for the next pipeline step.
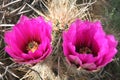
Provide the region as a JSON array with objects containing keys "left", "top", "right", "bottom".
[
  {"left": 78, "top": 47, "right": 92, "bottom": 54},
  {"left": 26, "top": 41, "right": 39, "bottom": 53}
]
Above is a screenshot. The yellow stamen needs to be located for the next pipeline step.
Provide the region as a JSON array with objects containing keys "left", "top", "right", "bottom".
[
  {"left": 79, "top": 47, "right": 92, "bottom": 54},
  {"left": 26, "top": 41, "right": 39, "bottom": 53}
]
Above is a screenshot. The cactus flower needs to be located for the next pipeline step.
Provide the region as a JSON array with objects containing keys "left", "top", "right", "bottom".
[
  {"left": 4, "top": 15, "right": 52, "bottom": 64},
  {"left": 62, "top": 19, "right": 118, "bottom": 71}
]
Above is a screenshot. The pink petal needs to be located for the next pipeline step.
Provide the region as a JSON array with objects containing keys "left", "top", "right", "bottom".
[
  {"left": 79, "top": 54, "right": 96, "bottom": 64},
  {"left": 68, "top": 55, "right": 82, "bottom": 65},
  {"left": 81, "top": 63, "right": 97, "bottom": 70}
]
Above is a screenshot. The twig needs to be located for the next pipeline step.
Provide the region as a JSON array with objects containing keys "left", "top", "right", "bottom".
[
  {"left": 0, "top": 11, "right": 5, "bottom": 23},
  {"left": 0, "top": 24, "right": 14, "bottom": 27},
  {"left": 18, "top": 3, "right": 27, "bottom": 12},
  {"left": 0, "top": 0, "right": 22, "bottom": 9},
  {"left": 53, "top": 36, "right": 62, "bottom": 54},
  {"left": 26, "top": 3, "right": 47, "bottom": 19},
  {"left": 31, "top": 0, "right": 39, "bottom": 5},
  {"left": 1, "top": 63, "right": 19, "bottom": 79},
  {"left": 0, "top": 62, "right": 3, "bottom": 65},
  {"left": 20, "top": 65, "right": 43, "bottom": 80},
  {"left": 104, "top": 71, "right": 113, "bottom": 78},
  {"left": 9, "top": 7, "right": 21, "bottom": 15},
  {"left": 17, "top": 10, "right": 32, "bottom": 15},
  {"left": 57, "top": 57, "right": 60, "bottom": 80},
  {"left": 0, "top": 73, "right": 4, "bottom": 80}
]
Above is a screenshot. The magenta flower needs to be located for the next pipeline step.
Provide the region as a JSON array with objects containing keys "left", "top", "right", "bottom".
[
  {"left": 62, "top": 19, "right": 118, "bottom": 71},
  {"left": 4, "top": 15, "right": 52, "bottom": 64}
]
